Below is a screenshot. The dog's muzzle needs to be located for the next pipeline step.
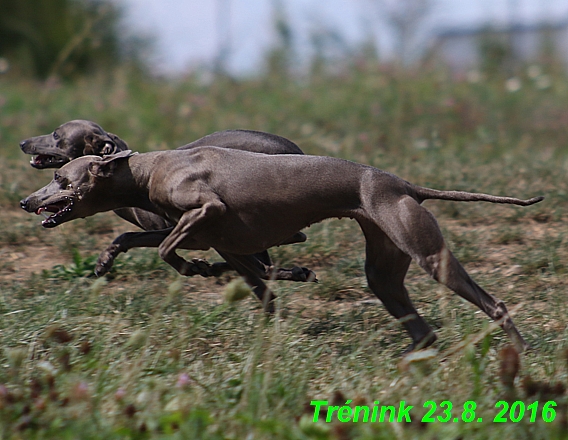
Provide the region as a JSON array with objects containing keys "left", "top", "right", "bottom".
[{"left": 20, "top": 198, "right": 30, "bottom": 211}]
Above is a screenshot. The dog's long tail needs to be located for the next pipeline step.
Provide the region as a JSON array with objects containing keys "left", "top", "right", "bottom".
[{"left": 415, "top": 186, "right": 544, "bottom": 206}]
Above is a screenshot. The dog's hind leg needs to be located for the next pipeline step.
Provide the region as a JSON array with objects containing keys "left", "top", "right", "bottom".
[
  {"left": 217, "top": 252, "right": 277, "bottom": 313},
  {"left": 375, "top": 196, "right": 528, "bottom": 352},
  {"left": 359, "top": 219, "right": 436, "bottom": 351},
  {"left": 242, "top": 231, "right": 313, "bottom": 281}
]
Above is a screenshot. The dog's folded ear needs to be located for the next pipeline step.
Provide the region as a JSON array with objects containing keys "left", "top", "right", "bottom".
[
  {"left": 107, "top": 133, "right": 129, "bottom": 152},
  {"left": 84, "top": 133, "right": 124, "bottom": 156},
  {"left": 88, "top": 150, "right": 135, "bottom": 178}
]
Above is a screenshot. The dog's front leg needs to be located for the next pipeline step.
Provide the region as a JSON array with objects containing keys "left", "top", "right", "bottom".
[
  {"left": 96, "top": 229, "right": 173, "bottom": 276},
  {"left": 96, "top": 228, "right": 221, "bottom": 277},
  {"left": 158, "top": 202, "right": 226, "bottom": 276}
]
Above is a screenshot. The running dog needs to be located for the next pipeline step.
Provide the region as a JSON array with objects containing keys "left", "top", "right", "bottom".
[{"left": 21, "top": 148, "right": 543, "bottom": 351}]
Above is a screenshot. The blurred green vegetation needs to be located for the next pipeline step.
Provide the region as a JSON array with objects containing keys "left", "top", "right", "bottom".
[
  {"left": 2, "top": 54, "right": 568, "bottom": 167},
  {"left": 0, "top": 0, "right": 148, "bottom": 79}
]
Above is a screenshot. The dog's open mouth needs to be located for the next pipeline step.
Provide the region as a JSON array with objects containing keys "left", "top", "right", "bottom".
[
  {"left": 35, "top": 198, "right": 74, "bottom": 227},
  {"left": 30, "top": 155, "right": 69, "bottom": 169}
]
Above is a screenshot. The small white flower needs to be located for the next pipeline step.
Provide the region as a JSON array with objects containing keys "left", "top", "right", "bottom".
[
  {"left": 527, "top": 64, "right": 542, "bottom": 79},
  {"left": 505, "top": 77, "right": 522, "bottom": 92}
]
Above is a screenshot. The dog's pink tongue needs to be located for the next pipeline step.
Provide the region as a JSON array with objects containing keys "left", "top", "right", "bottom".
[
  {"left": 35, "top": 207, "right": 46, "bottom": 215},
  {"left": 32, "top": 156, "right": 44, "bottom": 165}
]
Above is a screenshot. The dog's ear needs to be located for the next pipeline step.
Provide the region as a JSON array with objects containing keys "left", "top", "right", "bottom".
[
  {"left": 88, "top": 150, "right": 135, "bottom": 178},
  {"left": 84, "top": 133, "right": 119, "bottom": 156},
  {"left": 107, "top": 133, "right": 129, "bottom": 152}
]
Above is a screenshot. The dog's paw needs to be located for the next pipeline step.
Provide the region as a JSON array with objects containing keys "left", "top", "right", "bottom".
[
  {"left": 180, "top": 259, "right": 215, "bottom": 278},
  {"left": 95, "top": 257, "right": 113, "bottom": 277},
  {"left": 293, "top": 267, "right": 318, "bottom": 283},
  {"left": 274, "top": 266, "right": 318, "bottom": 282},
  {"left": 401, "top": 332, "right": 438, "bottom": 355},
  {"left": 192, "top": 259, "right": 214, "bottom": 277},
  {"left": 95, "top": 244, "right": 120, "bottom": 276}
]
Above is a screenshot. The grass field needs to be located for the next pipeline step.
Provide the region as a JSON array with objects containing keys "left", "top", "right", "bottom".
[{"left": 1, "top": 63, "right": 568, "bottom": 438}]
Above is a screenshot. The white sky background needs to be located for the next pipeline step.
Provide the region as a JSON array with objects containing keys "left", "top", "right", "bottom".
[{"left": 119, "top": 0, "right": 568, "bottom": 75}]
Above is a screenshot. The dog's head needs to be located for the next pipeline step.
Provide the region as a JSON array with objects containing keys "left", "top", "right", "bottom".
[
  {"left": 20, "top": 120, "right": 129, "bottom": 169},
  {"left": 20, "top": 150, "right": 135, "bottom": 227}
]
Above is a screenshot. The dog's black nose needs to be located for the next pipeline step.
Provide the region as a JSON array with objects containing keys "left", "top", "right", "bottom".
[
  {"left": 20, "top": 198, "right": 28, "bottom": 210},
  {"left": 20, "top": 140, "right": 27, "bottom": 148}
]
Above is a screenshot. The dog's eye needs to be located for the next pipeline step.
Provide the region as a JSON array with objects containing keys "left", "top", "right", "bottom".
[
  {"left": 53, "top": 132, "right": 60, "bottom": 140},
  {"left": 54, "top": 173, "right": 70, "bottom": 188}
]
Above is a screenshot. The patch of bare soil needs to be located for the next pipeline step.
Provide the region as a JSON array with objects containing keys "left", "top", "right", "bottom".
[
  {"left": 0, "top": 209, "right": 131, "bottom": 282},
  {"left": 0, "top": 244, "right": 66, "bottom": 282}
]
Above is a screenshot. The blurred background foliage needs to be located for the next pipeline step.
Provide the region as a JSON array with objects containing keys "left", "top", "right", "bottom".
[
  {"left": 0, "top": 0, "right": 149, "bottom": 79},
  {"left": 0, "top": 0, "right": 567, "bottom": 182}
]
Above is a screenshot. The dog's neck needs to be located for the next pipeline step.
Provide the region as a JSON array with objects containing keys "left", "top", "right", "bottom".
[{"left": 101, "top": 152, "right": 167, "bottom": 216}]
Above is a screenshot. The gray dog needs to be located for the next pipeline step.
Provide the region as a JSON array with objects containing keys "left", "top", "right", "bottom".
[
  {"left": 20, "top": 120, "right": 313, "bottom": 282},
  {"left": 21, "top": 148, "right": 543, "bottom": 352}
]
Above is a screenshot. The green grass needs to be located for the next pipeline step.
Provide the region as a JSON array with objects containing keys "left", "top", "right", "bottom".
[{"left": 0, "top": 62, "right": 568, "bottom": 438}]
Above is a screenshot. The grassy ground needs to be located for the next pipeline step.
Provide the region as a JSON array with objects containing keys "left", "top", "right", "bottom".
[{"left": 0, "top": 63, "right": 568, "bottom": 438}]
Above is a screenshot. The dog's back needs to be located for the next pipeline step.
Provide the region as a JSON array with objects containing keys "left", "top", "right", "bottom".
[{"left": 178, "top": 130, "right": 303, "bottom": 155}]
